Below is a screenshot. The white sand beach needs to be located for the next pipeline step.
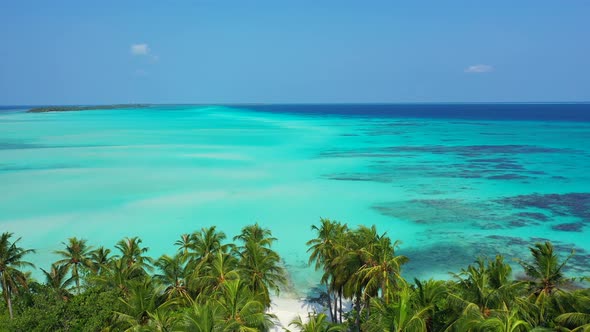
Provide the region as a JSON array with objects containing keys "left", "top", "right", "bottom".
[{"left": 269, "top": 294, "right": 325, "bottom": 331}]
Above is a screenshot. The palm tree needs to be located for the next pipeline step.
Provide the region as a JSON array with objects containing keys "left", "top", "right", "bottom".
[
  {"left": 215, "top": 279, "right": 276, "bottom": 331},
  {"left": 232, "top": 223, "right": 285, "bottom": 308},
  {"left": 363, "top": 284, "right": 430, "bottom": 332},
  {"left": 288, "top": 313, "right": 345, "bottom": 332},
  {"left": 54, "top": 237, "right": 94, "bottom": 294},
  {"left": 450, "top": 257, "right": 495, "bottom": 316},
  {"left": 0, "top": 232, "right": 35, "bottom": 319},
  {"left": 555, "top": 312, "right": 590, "bottom": 331},
  {"left": 236, "top": 239, "right": 286, "bottom": 308},
  {"left": 356, "top": 233, "right": 408, "bottom": 304},
  {"left": 233, "top": 223, "right": 276, "bottom": 248},
  {"left": 413, "top": 279, "right": 448, "bottom": 331},
  {"left": 517, "top": 241, "right": 574, "bottom": 326},
  {"left": 40, "top": 263, "right": 74, "bottom": 300},
  {"left": 449, "top": 302, "right": 531, "bottom": 332},
  {"left": 90, "top": 246, "right": 112, "bottom": 275},
  {"left": 154, "top": 253, "right": 190, "bottom": 303},
  {"left": 115, "top": 236, "right": 153, "bottom": 272},
  {"left": 446, "top": 255, "right": 530, "bottom": 331},
  {"left": 307, "top": 218, "right": 348, "bottom": 322},
  {"left": 191, "top": 226, "right": 228, "bottom": 264},
  {"left": 147, "top": 307, "right": 178, "bottom": 332},
  {"left": 551, "top": 289, "right": 590, "bottom": 331},
  {"left": 175, "top": 234, "right": 192, "bottom": 257},
  {"left": 93, "top": 257, "right": 144, "bottom": 294},
  {"left": 329, "top": 227, "right": 367, "bottom": 327},
  {"left": 114, "top": 279, "right": 172, "bottom": 330},
  {"left": 307, "top": 219, "right": 346, "bottom": 272},
  {"left": 488, "top": 255, "right": 513, "bottom": 290},
  {"left": 179, "top": 301, "right": 223, "bottom": 332},
  {"left": 479, "top": 303, "right": 532, "bottom": 332},
  {"left": 518, "top": 241, "right": 574, "bottom": 296},
  {"left": 191, "top": 251, "right": 239, "bottom": 297}
]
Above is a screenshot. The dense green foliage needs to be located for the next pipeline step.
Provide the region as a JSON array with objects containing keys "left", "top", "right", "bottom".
[
  {"left": 1, "top": 219, "right": 589, "bottom": 331},
  {"left": 0, "top": 224, "right": 283, "bottom": 331},
  {"left": 305, "top": 219, "right": 590, "bottom": 332}
]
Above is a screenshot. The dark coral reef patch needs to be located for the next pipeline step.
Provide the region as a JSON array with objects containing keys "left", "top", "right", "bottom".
[
  {"left": 371, "top": 199, "right": 491, "bottom": 225},
  {"left": 372, "top": 192, "right": 590, "bottom": 231},
  {"left": 496, "top": 193, "right": 590, "bottom": 220},
  {"left": 551, "top": 222, "right": 584, "bottom": 232}
]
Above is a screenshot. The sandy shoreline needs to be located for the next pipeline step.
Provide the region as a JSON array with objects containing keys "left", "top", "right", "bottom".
[{"left": 269, "top": 293, "right": 325, "bottom": 331}]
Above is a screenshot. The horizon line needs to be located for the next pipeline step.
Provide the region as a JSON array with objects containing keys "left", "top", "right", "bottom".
[{"left": 2, "top": 101, "right": 590, "bottom": 107}]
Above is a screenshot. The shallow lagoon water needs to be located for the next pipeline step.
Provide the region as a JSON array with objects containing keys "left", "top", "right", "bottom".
[{"left": 1, "top": 105, "right": 590, "bottom": 292}]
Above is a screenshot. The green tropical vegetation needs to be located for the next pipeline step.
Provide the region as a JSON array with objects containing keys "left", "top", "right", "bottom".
[
  {"left": 26, "top": 104, "right": 149, "bottom": 113},
  {"left": 0, "top": 219, "right": 588, "bottom": 331}
]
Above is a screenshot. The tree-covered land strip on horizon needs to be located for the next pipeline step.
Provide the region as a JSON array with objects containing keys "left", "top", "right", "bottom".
[{"left": 26, "top": 104, "right": 150, "bottom": 113}]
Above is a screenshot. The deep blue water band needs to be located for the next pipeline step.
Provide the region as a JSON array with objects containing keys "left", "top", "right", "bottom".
[
  {"left": 234, "top": 103, "right": 590, "bottom": 122},
  {"left": 2, "top": 103, "right": 590, "bottom": 122}
]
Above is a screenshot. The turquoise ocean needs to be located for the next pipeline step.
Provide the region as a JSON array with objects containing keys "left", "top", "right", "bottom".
[{"left": 1, "top": 104, "right": 589, "bottom": 293}]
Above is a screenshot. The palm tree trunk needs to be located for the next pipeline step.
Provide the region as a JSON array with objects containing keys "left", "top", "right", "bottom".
[
  {"left": 333, "top": 291, "right": 338, "bottom": 323},
  {"left": 326, "top": 288, "right": 334, "bottom": 323},
  {"left": 334, "top": 291, "right": 339, "bottom": 323},
  {"left": 73, "top": 264, "right": 81, "bottom": 295},
  {"left": 7, "top": 291, "right": 13, "bottom": 319},
  {"left": 354, "top": 294, "right": 361, "bottom": 331},
  {"left": 72, "top": 264, "right": 80, "bottom": 295},
  {"left": 383, "top": 278, "right": 388, "bottom": 304},
  {"left": 339, "top": 290, "right": 343, "bottom": 324},
  {"left": 2, "top": 278, "right": 13, "bottom": 320}
]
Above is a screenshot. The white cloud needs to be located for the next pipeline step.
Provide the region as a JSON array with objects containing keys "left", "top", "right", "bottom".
[
  {"left": 465, "top": 64, "right": 494, "bottom": 73},
  {"left": 131, "top": 43, "right": 150, "bottom": 56},
  {"left": 130, "top": 43, "right": 159, "bottom": 63},
  {"left": 134, "top": 69, "right": 148, "bottom": 77}
]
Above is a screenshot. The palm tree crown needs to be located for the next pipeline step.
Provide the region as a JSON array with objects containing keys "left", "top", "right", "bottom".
[
  {"left": 0, "top": 232, "right": 35, "bottom": 319},
  {"left": 54, "top": 237, "right": 94, "bottom": 294}
]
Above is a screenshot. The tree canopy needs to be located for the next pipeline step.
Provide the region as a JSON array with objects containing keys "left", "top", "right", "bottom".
[{"left": 0, "top": 221, "right": 588, "bottom": 332}]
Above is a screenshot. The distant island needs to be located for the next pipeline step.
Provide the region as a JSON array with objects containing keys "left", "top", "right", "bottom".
[{"left": 27, "top": 104, "right": 150, "bottom": 113}]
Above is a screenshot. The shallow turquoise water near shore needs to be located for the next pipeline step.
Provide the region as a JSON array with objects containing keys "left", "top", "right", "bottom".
[{"left": 1, "top": 105, "right": 590, "bottom": 292}]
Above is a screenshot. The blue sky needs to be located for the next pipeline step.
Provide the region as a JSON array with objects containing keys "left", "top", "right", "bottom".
[{"left": 1, "top": 1, "right": 589, "bottom": 104}]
